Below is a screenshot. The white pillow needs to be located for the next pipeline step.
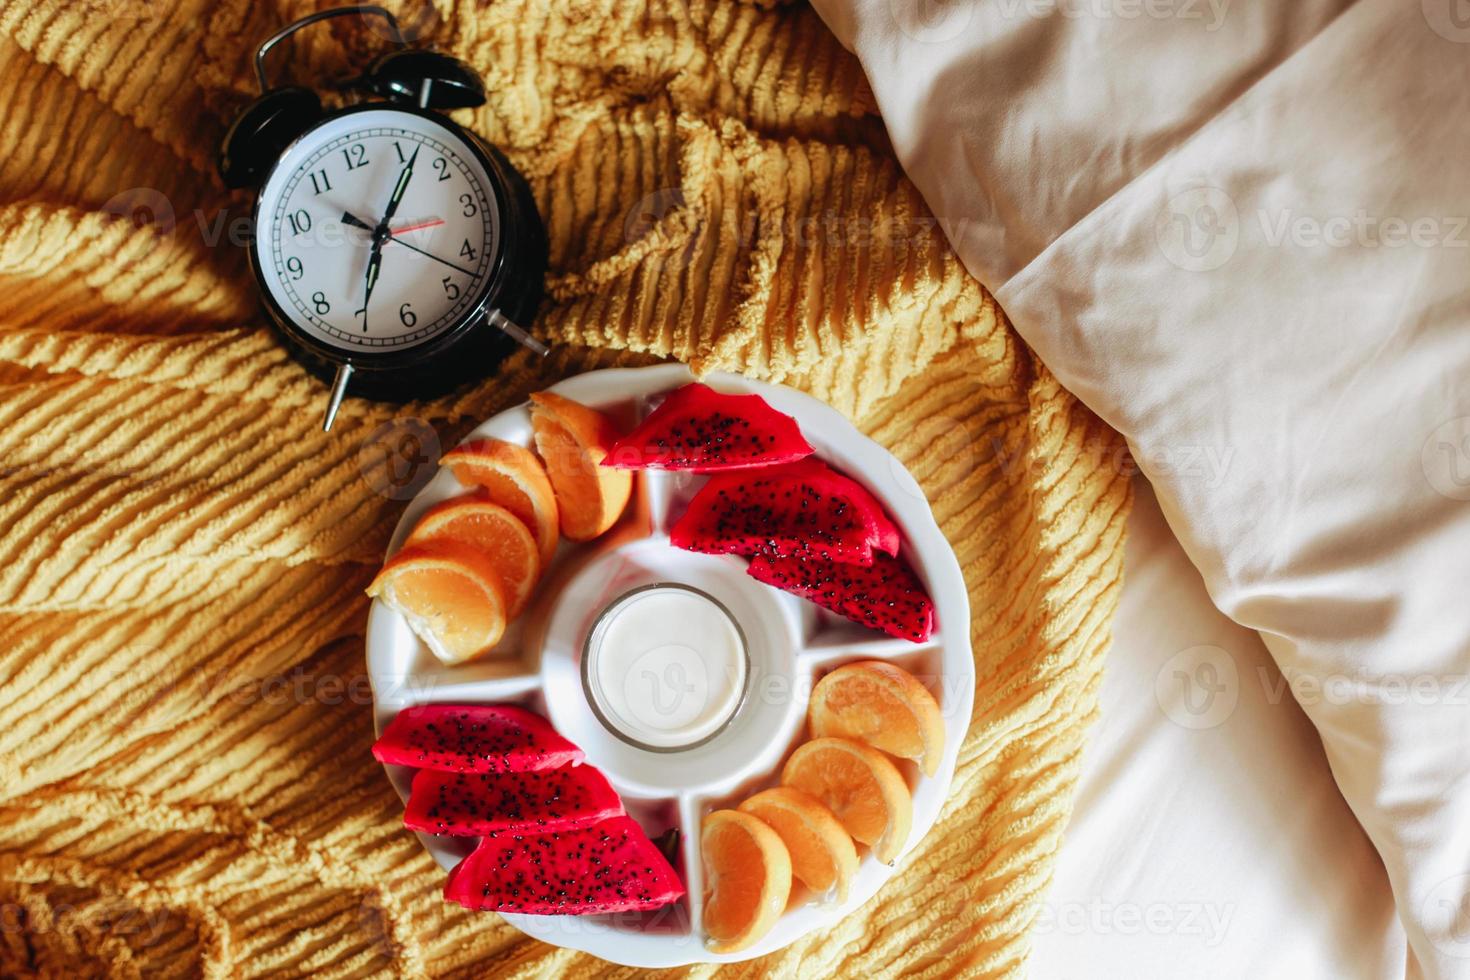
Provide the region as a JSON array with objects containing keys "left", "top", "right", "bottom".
[{"left": 812, "top": 0, "right": 1470, "bottom": 974}]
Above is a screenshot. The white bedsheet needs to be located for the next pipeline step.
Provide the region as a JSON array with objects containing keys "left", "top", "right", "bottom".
[
  {"left": 809, "top": 1, "right": 1470, "bottom": 967},
  {"left": 1029, "top": 478, "right": 1404, "bottom": 979}
]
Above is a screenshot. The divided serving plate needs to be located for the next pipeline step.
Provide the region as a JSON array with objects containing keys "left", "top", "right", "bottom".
[{"left": 366, "top": 364, "right": 974, "bottom": 966}]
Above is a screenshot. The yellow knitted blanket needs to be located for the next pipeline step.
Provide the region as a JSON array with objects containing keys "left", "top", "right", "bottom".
[{"left": 0, "top": 1, "right": 1129, "bottom": 975}]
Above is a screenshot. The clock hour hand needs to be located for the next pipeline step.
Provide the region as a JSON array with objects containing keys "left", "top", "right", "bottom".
[{"left": 341, "top": 212, "right": 373, "bottom": 231}]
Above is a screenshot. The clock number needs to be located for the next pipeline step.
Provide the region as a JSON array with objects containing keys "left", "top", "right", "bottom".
[
  {"left": 392, "top": 140, "right": 406, "bottom": 163},
  {"left": 287, "top": 209, "right": 311, "bottom": 236},
  {"left": 285, "top": 256, "right": 304, "bottom": 280},
  {"left": 399, "top": 303, "right": 417, "bottom": 328},
  {"left": 432, "top": 157, "right": 450, "bottom": 181},
  {"left": 311, "top": 291, "right": 330, "bottom": 315},
  {"left": 459, "top": 193, "right": 477, "bottom": 217},
  {"left": 441, "top": 276, "right": 460, "bottom": 301},
  {"left": 342, "top": 143, "right": 369, "bottom": 170},
  {"left": 459, "top": 239, "right": 477, "bottom": 262},
  {"left": 307, "top": 169, "right": 331, "bottom": 195}
]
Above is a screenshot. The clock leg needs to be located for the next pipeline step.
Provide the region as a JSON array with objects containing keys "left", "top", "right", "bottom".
[
  {"left": 486, "top": 309, "right": 549, "bottom": 357},
  {"left": 323, "top": 362, "right": 354, "bottom": 432}
]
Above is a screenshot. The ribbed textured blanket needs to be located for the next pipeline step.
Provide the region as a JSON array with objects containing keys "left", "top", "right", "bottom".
[{"left": 0, "top": 1, "right": 1129, "bottom": 975}]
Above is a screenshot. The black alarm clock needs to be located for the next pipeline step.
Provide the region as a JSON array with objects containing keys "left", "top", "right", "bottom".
[{"left": 218, "top": 5, "right": 548, "bottom": 430}]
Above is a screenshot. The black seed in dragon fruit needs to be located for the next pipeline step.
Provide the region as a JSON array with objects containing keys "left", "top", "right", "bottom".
[
  {"left": 405, "top": 765, "right": 623, "bottom": 836},
  {"left": 444, "top": 815, "right": 685, "bottom": 915},
  {"left": 747, "top": 549, "right": 935, "bottom": 643},
  {"left": 373, "top": 704, "right": 583, "bottom": 773},
  {"left": 603, "top": 383, "right": 814, "bottom": 472},
  {"left": 670, "top": 459, "right": 900, "bottom": 564}
]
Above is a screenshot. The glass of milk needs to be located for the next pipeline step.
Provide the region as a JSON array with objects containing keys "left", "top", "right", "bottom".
[{"left": 581, "top": 584, "right": 750, "bottom": 752}]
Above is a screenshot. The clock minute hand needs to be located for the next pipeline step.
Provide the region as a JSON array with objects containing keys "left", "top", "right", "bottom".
[
  {"left": 380, "top": 146, "right": 418, "bottom": 227},
  {"left": 383, "top": 235, "right": 475, "bottom": 276},
  {"left": 357, "top": 245, "right": 382, "bottom": 333}
]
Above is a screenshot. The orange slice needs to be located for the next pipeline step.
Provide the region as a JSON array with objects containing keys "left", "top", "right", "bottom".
[
  {"left": 809, "top": 661, "right": 946, "bottom": 777},
  {"left": 781, "top": 737, "right": 912, "bottom": 864},
  {"left": 440, "top": 438, "right": 559, "bottom": 566},
  {"left": 366, "top": 542, "right": 509, "bottom": 665},
  {"left": 406, "top": 495, "right": 540, "bottom": 617},
  {"left": 529, "top": 391, "right": 632, "bottom": 541},
  {"left": 702, "top": 809, "right": 792, "bottom": 954},
  {"left": 738, "top": 787, "right": 858, "bottom": 903}
]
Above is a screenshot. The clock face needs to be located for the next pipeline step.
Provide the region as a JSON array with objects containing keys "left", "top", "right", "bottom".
[{"left": 254, "top": 108, "right": 502, "bottom": 354}]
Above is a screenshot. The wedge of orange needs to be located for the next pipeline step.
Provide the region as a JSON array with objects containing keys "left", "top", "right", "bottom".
[
  {"left": 529, "top": 391, "right": 632, "bottom": 541},
  {"left": 366, "top": 542, "right": 510, "bottom": 665},
  {"left": 440, "top": 438, "right": 559, "bottom": 565},
  {"left": 702, "top": 808, "right": 792, "bottom": 954},
  {"left": 809, "top": 661, "right": 946, "bottom": 777},
  {"left": 781, "top": 737, "right": 912, "bottom": 865},
  {"left": 739, "top": 787, "right": 858, "bottom": 903},
  {"left": 406, "top": 495, "right": 540, "bottom": 617}
]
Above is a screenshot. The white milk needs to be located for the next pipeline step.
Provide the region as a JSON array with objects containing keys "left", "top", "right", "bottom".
[{"left": 583, "top": 585, "right": 747, "bottom": 750}]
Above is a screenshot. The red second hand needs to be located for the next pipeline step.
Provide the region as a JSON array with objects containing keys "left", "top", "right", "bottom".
[{"left": 391, "top": 218, "right": 445, "bottom": 236}]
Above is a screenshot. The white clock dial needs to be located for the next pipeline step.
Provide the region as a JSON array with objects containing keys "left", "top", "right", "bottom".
[{"left": 255, "top": 108, "right": 501, "bottom": 352}]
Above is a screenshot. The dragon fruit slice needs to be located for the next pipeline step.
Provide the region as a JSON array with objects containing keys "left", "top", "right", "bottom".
[
  {"left": 747, "top": 550, "right": 935, "bottom": 642},
  {"left": 670, "top": 459, "right": 900, "bottom": 564},
  {"left": 373, "top": 704, "right": 583, "bottom": 773},
  {"left": 604, "top": 383, "right": 814, "bottom": 472},
  {"left": 444, "top": 815, "right": 686, "bottom": 915},
  {"left": 405, "top": 765, "right": 624, "bottom": 836}
]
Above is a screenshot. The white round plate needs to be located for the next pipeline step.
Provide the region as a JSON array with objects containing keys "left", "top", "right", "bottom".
[{"left": 367, "top": 364, "right": 973, "bottom": 966}]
